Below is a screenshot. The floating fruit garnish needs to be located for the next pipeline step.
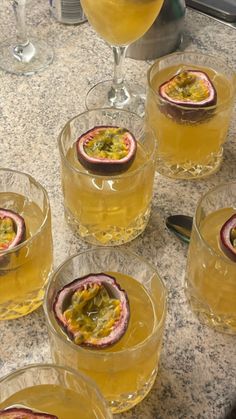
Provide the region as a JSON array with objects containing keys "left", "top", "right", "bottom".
[
  {"left": 0, "top": 209, "right": 25, "bottom": 252},
  {"left": 0, "top": 407, "right": 58, "bottom": 418},
  {"left": 53, "top": 273, "right": 130, "bottom": 348},
  {"left": 220, "top": 214, "right": 236, "bottom": 262},
  {"left": 76, "top": 126, "right": 137, "bottom": 174},
  {"left": 159, "top": 70, "right": 217, "bottom": 121}
]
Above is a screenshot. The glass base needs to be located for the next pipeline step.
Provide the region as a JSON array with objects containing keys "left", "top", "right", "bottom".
[
  {"left": 185, "top": 285, "right": 236, "bottom": 335},
  {"left": 85, "top": 79, "right": 146, "bottom": 117},
  {"left": 0, "top": 37, "right": 54, "bottom": 75},
  {"left": 156, "top": 148, "right": 223, "bottom": 180},
  {"left": 64, "top": 206, "right": 151, "bottom": 246}
]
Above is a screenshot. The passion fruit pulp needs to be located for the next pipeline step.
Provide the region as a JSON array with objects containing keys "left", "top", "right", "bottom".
[
  {"left": 53, "top": 273, "right": 130, "bottom": 349},
  {"left": 76, "top": 126, "right": 137, "bottom": 174},
  {"left": 0, "top": 209, "right": 25, "bottom": 251},
  {"left": 0, "top": 407, "right": 58, "bottom": 419},
  {"left": 159, "top": 69, "right": 217, "bottom": 122},
  {"left": 220, "top": 214, "right": 236, "bottom": 261}
]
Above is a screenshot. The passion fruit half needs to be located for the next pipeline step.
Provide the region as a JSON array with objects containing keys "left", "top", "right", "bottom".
[
  {"left": 76, "top": 126, "right": 137, "bottom": 174},
  {"left": 53, "top": 273, "right": 130, "bottom": 349},
  {"left": 0, "top": 407, "right": 58, "bottom": 419},
  {"left": 220, "top": 214, "right": 236, "bottom": 262},
  {"left": 0, "top": 209, "right": 26, "bottom": 252},
  {"left": 159, "top": 69, "right": 217, "bottom": 122}
]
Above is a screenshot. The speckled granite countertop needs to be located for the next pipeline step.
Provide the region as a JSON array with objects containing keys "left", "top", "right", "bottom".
[{"left": 0, "top": 2, "right": 236, "bottom": 418}]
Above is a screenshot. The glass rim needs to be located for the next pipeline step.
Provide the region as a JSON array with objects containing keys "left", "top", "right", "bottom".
[
  {"left": 147, "top": 51, "right": 236, "bottom": 110},
  {"left": 57, "top": 107, "right": 157, "bottom": 179},
  {"left": 44, "top": 247, "right": 167, "bottom": 358},
  {"left": 193, "top": 181, "right": 236, "bottom": 266},
  {"left": 0, "top": 362, "right": 112, "bottom": 416},
  {"left": 0, "top": 167, "right": 51, "bottom": 257}
]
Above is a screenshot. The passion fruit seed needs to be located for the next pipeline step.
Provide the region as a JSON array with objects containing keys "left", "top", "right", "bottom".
[
  {"left": 0, "top": 407, "right": 58, "bottom": 419},
  {"left": 0, "top": 209, "right": 25, "bottom": 251},
  {"left": 159, "top": 70, "right": 217, "bottom": 107},
  {"left": 220, "top": 214, "right": 236, "bottom": 262},
  {"left": 53, "top": 273, "right": 130, "bottom": 349},
  {"left": 76, "top": 126, "right": 137, "bottom": 174}
]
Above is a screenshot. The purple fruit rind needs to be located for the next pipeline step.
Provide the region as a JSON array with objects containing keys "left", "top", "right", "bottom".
[
  {"left": 159, "top": 70, "right": 217, "bottom": 108},
  {"left": 76, "top": 126, "right": 137, "bottom": 174},
  {"left": 0, "top": 407, "right": 58, "bottom": 418},
  {"left": 220, "top": 214, "right": 236, "bottom": 262},
  {"left": 158, "top": 70, "right": 217, "bottom": 123},
  {"left": 53, "top": 273, "right": 130, "bottom": 349},
  {"left": 0, "top": 208, "right": 26, "bottom": 251}
]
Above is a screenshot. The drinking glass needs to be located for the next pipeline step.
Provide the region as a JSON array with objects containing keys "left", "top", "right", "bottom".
[
  {"left": 44, "top": 247, "right": 167, "bottom": 413},
  {"left": 0, "top": 168, "right": 53, "bottom": 320},
  {"left": 0, "top": 0, "right": 54, "bottom": 75},
  {"left": 185, "top": 182, "right": 236, "bottom": 334},
  {"left": 80, "top": 0, "right": 164, "bottom": 114},
  {"left": 0, "top": 363, "right": 112, "bottom": 418},
  {"left": 58, "top": 108, "right": 156, "bottom": 246},
  {"left": 146, "top": 52, "right": 236, "bottom": 179}
]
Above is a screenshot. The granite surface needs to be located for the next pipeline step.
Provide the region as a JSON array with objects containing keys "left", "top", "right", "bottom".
[{"left": 0, "top": 2, "right": 236, "bottom": 418}]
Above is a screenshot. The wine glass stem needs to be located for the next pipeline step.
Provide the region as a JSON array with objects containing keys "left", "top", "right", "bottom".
[
  {"left": 108, "top": 45, "right": 130, "bottom": 107},
  {"left": 13, "top": 0, "right": 29, "bottom": 46}
]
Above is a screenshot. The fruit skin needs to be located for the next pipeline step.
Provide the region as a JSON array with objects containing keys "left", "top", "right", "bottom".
[
  {"left": 53, "top": 273, "right": 130, "bottom": 349},
  {"left": 0, "top": 407, "right": 58, "bottom": 418},
  {"left": 76, "top": 126, "right": 137, "bottom": 174},
  {"left": 158, "top": 70, "right": 217, "bottom": 123},
  {"left": 0, "top": 209, "right": 26, "bottom": 251},
  {"left": 220, "top": 214, "right": 236, "bottom": 262},
  {"left": 0, "top": 209, "right": 26, "bottom": 269}
]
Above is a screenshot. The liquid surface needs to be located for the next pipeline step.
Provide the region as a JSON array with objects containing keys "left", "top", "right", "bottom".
[
  {"left": 0, "top": 385, "right": 104, "bottom": 419},
  {"left": 146, "top": 64, "right": 234, "bottom": 179},
  {"left": 80, "top": 0, "right": 164, "bottom": 46},
  {"left": 0, "top": 192, "right": 53, "bottom": 320}
]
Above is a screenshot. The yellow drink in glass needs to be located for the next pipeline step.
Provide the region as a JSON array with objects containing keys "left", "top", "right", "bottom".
[
  {"left": 44, "top": 248, "right": 167, "bottom": 413},
  {"left": 81, "top": 0, "right": 164, "bottom": 46},
  {"left": 0, "top": 169, "right": 53, "bottom": 320},
  {"left": 58, "top": 109, "right": 156, "bottom": 246},
  {"left": 146, "top": 52, "right": 236, "bottom": 179},
  {"left": 0, "top": 364, "right": 112, "bottom": 419},
  {"left": 185, "top": 183, "right": 236, "bottom": 334}
]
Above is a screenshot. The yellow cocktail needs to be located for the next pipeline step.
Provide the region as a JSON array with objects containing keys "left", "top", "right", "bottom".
[
  {"left": 58, "top": 108, "right": 156, "bottom": 245},
  {"left": 0, "top": 169, "right": 53, "bottom": 320},
  {"left": 81, "top": 0, "right": 164, "bottom": 46},
  {"left": 185, "top": 182, "right": 236, "bottom": 334},
  {"left": 0, "top": 364, "right": 111, "bottom": 419},
  {"left": 44, "top": 248, "right": 167, "bottom": 413},
  {"left": 146, "top": 52, "right": 236, "bottom": 179}
]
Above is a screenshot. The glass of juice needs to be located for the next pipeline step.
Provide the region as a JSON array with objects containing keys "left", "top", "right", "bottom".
[
  {"left": 0, "top": 168, "right": 53, "bottom": 320},
  {"left": 80, "top": 0, "right": 164, "bottom": 113},
  {"left": 58, "top": 108, "right": 156, "bottom": 246},
  {"left": 185, "top": 182, "right": 236, "bottom": 334},
  {"left": 0, "top": 363, "right": 112, "bottom": 418},
  {"left": 146, "top": 52, "right": 236, "bottom": 179},
  {"left": 44, "top": 247, "right": 167, "bottom": 413}
]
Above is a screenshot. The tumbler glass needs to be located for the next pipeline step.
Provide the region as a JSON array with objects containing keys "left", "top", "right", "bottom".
[
  {"left": 58, "top": 108, "right": 156, "bottom": 246},
  {"left": 146, "top": 52, "right": 236, "bottom": 179},
  {"left": 0, "top": 363, "right": 112, "bottom": 418},
  {"left": 44, "top": 247, "right": 167, "bottom": 413},
  {"left": 0, "top": 168, "right": 53, "bottom": 320},
  {"left": 185, "top": 182, "right": 236, "bottom": 334}
]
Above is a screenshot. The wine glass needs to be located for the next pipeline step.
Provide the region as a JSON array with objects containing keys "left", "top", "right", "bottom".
[
  {"left": 0, "top": 0, "right": 54, "bottom": 75},
  {"left": 80, "top": 0, "right": 164, "bottom": 115}
]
